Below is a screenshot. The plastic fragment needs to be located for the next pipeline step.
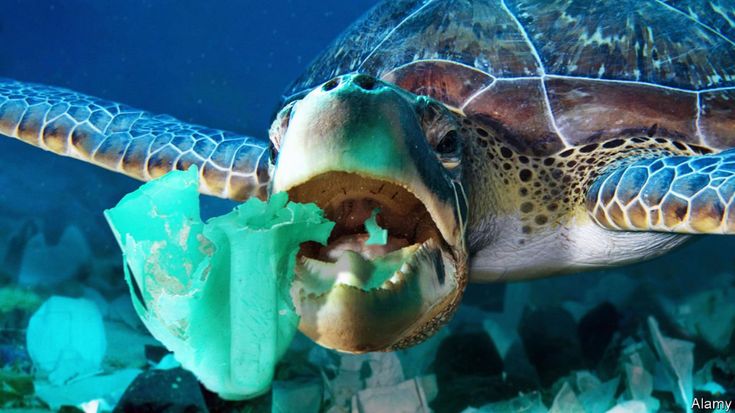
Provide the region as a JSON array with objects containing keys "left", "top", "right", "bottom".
[
  {"left": 364, "top": 208, "right": 388, "bottom": 245},
  {"left": 351, "top": 375, "right": 436, "bottom": 413},
  {"left": 648, "top": 316, "right": 694, "bottom": 413},
  {"left": 549, "top": 381, "right": 585, "bottom": 413},
  {"left": 34, "top": 368, "right": 140, "bottom": 411},
  {"left": 104, "top": 166, "right": 334, "bottom": 399},
  {"left": 461, "top": 392, "right": 548, "bottom": 413},
  {"left": 605, "top": 400, "right": 648, "bottom": 413},
  {"left": 26, "top": 296, "right": 106, "bottom": 385},
  {"left": 574, "top": 371, "right": 619, "bottom": 413}
]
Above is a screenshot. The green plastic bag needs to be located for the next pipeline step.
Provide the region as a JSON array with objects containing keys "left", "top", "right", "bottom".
[{"left": 104, "top": 167, "right": 334, "bottom": 399}]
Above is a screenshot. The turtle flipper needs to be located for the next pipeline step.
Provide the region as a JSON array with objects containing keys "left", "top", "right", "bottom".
[
  {"left": 586, "top": 149, "right": 735, "bottom": 233},
  {"left": 0, "top": 78, "right": 269, "bottom": 201}
]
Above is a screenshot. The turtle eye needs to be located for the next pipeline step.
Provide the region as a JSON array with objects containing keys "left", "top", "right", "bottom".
[{"left": 436, "top": 130, "right": 459, "bottom": 154}]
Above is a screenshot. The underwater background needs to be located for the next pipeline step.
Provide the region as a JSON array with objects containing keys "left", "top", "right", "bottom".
[{"left": 0, "top": 1, "right": 734, "bottom": 412}]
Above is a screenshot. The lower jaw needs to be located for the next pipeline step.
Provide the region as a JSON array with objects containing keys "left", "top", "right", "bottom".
[{"left": 291, "top": 238, "right": 467, "bottom": 353}]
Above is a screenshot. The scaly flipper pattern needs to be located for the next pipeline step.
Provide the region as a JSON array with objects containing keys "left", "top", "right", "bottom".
[
  {"left": 586, "top": 149, "right": 735, "bottom": 234},
  {"left": 0, "top": 79, "right": 269, "bottom": 200}
]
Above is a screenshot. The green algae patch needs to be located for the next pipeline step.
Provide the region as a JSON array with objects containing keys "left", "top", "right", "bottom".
[
  {"left": 103, "top": 167, "right": 334, "bottom": 400},
  {"left": 364, "top": 208, "right": 388, "bottom": 246}
]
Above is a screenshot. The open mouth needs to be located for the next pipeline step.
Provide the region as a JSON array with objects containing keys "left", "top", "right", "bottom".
[
  {"left": 290, "top": 172, "right": 449, "bottom": 292},
  {"left": 286, "top": 171, "right": 464, "bottom": 352}
]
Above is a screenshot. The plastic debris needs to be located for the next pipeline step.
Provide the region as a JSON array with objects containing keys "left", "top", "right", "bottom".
[
  {"left": 34, "top": 368, "right": 140, "bottom": 411},
  {"left": 671, "top": 288, "right": 735, "bottom": 351},
  {"left": 364, "top": 208, "right": 388, "bottom": 245},
  {"left": 104, "top": 166, "right": 334, "bottom": 400},
  {"left": 620, "top": 340, "right": 660, "bottom": 412},
  {"left": 574, "top": 371, "right": 619, "bottom": 413},
  {"left": 364, "top": 353, "right": 405, "bottom": 388},
  {"left": 549, "top": 381, "right": 585, "bottom": 413},
  {"left": 694, "top": 358, "right": 730, "bottom": 395},
  {"left": 648, "top": 317, "right": 694, "bottom": 413},
  {"left": 461, "top": 392, "right": 548, "bottom": 413},
  {"left": 272, "top": 379, "right": 323, "bottom": 413},
  {"left": 26, "top": 296, "right": 106, "bottom": 384},
  {"left": 351, "top": 375, "right": 436, "bottom": 413},
  {"left": 17, "top": 225, "right": 91, "bottom": 286},
  {"left": 605, "top": 400, "right": 648, "bottom": 413}
]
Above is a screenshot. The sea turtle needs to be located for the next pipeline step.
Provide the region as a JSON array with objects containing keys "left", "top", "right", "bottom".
[{"left": 2, "top": 0, "right": 735, "bottom": 353}]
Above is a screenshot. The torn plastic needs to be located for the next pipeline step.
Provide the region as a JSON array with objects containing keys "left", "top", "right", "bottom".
[
  {"left": 364, "top": 208, "right": 388, "bottom": 245},
  {"left": 648, "top": 317, "right": 694, "bottom": 413},
  {"left": 34, "top": 368, "right": 140, "bottom": 411},
  {"left": 104, "top": 166, "right": 334, "bottom": 399},
  {"left": 351, "top": 375, "right": 436, "bottom": 413}
]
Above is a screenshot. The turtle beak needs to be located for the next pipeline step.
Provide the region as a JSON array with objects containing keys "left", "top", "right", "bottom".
[{"left": 270, "top": 74, "right": 468, "bottom": 353}]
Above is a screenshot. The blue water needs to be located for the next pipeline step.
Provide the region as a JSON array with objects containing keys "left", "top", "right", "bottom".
[{"left": 1, "top": 1, "right": 734, "bottom": 412}]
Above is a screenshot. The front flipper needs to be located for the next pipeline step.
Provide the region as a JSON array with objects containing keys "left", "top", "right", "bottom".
[
  {"left": 0, "top": 79, "right": 269, "bottom": 200},
  {"left": 587, "top": 149, "right": 735, "bottom": 233}
]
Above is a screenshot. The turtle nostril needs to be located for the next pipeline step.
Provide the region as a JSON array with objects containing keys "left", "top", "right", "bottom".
[
  {"left": 353, "top": 74, "right": 377, "bottom": 90},
  {"left": 323, "top": 77, "right": 340, "bottom": 92}
]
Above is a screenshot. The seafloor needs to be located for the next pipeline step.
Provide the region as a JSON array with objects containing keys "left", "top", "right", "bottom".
[{"left": 0, "top": 210, "right": 734, "bottom": 412}]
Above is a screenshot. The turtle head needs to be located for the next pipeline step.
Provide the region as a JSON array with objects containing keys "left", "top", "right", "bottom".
[{"left": 268, "top": 74, "right": 469, "bottom": 353}]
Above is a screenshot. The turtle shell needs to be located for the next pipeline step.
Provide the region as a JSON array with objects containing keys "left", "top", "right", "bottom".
[{"left": 284, "top": 0, "right": 735, "bottom": 157}]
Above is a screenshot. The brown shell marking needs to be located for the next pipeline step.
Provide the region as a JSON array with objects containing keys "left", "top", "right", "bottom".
[
  {"left": 288, "top": 0, "right": 735, "bottom": 155},
  {"left": 545, "top": 77, "right": 700, "bottom": 145}
]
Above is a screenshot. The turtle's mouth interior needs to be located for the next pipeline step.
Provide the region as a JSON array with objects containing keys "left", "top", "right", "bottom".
[{"left": 287, "top": 172, "right": 451, "bottom": 293}]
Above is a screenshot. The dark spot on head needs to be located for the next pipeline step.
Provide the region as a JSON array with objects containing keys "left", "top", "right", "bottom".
[
  {"left": 547, "top": 203, "right": 558, "bottom": 211},
  {"left": 500, "top": 147, "right": 513, "bottom": 158},
  {"left": 519, "top": 239, "right": 525, "bottom": 245},
  {"left": 632, "top": 137, "right": 646, "bottom": 143},
  {"left": 688, "top": 144, "right": 711, "bottom": 154},
  {"left": 655, "top": 137, "right": 667, "bottom": 144},
  {"left": 543, "top": 158, "right": 555, "bottom": 166},
  {"left": 519, "top": 156, "right": 529, "bottom": 164},
  {"left": 672, "top": 141, "right": 687, "bottom": 151},
  {"left": 503, "top": 163, "right": 512, "bottom": 170},
  {"left": 566, "top": 160, "right": 577, "bottom": 167},
  {"left": 535, "top": 215, "right": 548, "bottom": 225},
  {"left": 522, "top": 225, "right": 532, "bottom": 234},
  {"left": 602, "top": 139, "right": 624, "bottom": 149},
  {"left": 476, "top": 128, "right": 489, "bottom": 137},
  {"left": 521, "top": 202, "right": 534, "bottom": 213},
  {"left": 559, "top": 149, "right": 575, "bottom": 157},
  {"left": 580, "top": 143, "right": 599, "bottom": 153},
  {"left": 519, "top": 169, "right": 533, "bottom": 182}
]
